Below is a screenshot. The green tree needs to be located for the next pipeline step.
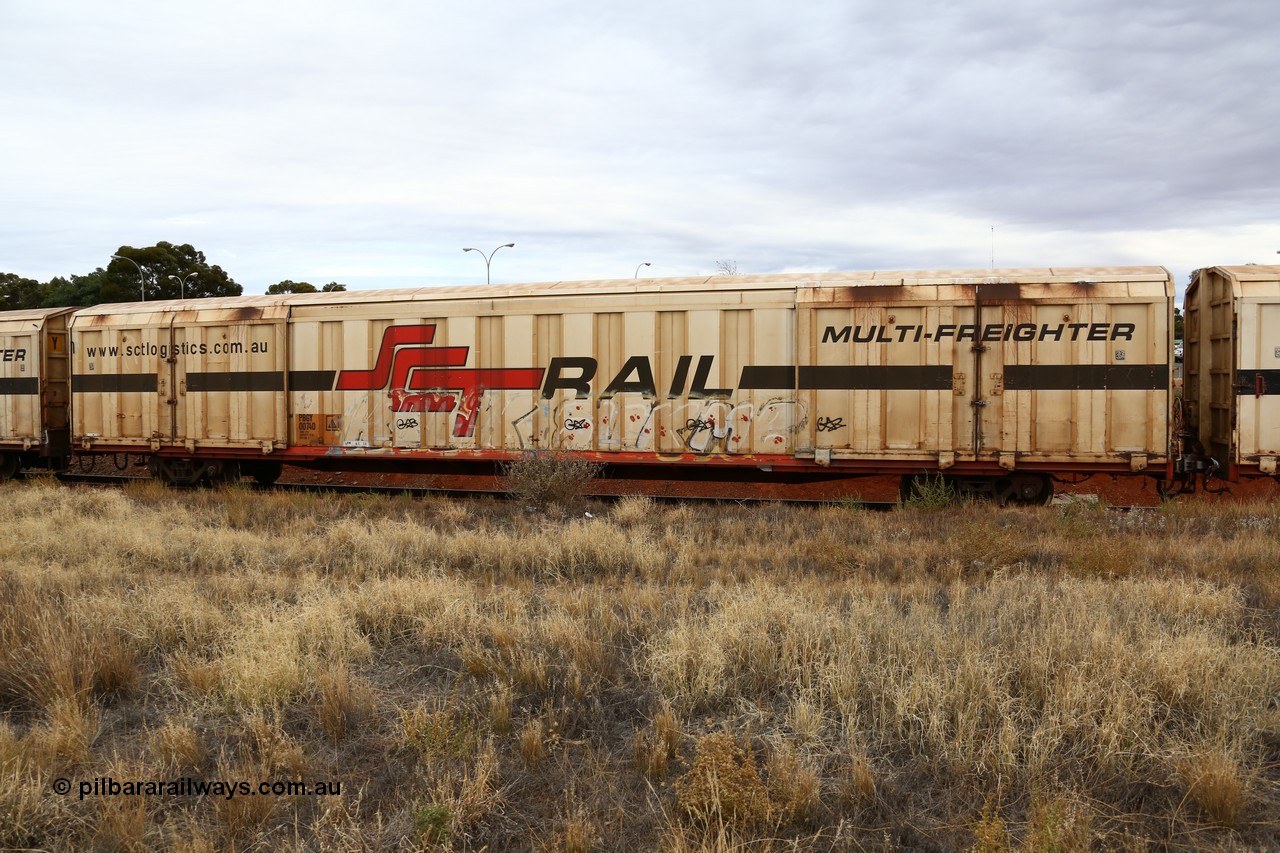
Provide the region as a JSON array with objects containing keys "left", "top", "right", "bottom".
[
  {"left": 0, "top": 273, "right": 43, "bottom": 310},
  {"left": 106, "top": 242, "right": 241, "bottom": 302},
  {"left": 267, "top": 280, "right": 318, "bottom": 294},
  {"left": 266, "top": 280, "right": 347, "bottom": 294},
  {"left": 42, "top": 271, "right": 110, "bottom": 308}
]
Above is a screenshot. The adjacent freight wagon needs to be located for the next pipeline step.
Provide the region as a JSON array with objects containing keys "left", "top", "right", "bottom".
[
  {"left": 1183, "top": 265, "right": 1280, "bottom": 481},
  {"left": 0, "top": 307, "right": 74, "bottom": 478},
  {"left": 58, "top": 266, "right": 1182, "bottom": 503}
]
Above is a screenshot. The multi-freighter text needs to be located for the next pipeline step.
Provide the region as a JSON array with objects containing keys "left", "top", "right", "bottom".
[{"left": 821, "top": 322, "right": 1137, "bottom": 344}]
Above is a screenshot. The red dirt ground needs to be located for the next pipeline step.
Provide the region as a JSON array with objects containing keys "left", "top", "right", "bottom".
[{"left": 276, "top": 465, "right": 1280, "bottom": 506}]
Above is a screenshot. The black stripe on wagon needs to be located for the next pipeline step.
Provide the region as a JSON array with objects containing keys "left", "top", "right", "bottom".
[
  {"left": 0, "top": 377, "right": 39, "bottom": 395},
  {"left": 1235, "top": 369, "right": 1280, "bottom": 396},
  {"left": 798, "top": 365, "right": 954, "bottom": 391},
  {"left": 739, "top": 365, "right": 955, "bottom": 391},
  {"left": 288, "top": 370, "right": 337, "bottom": 392},
  {"left": 1003, "top": 364, "right": 1168, "bottom": 391},
  {"left": 186, "top": 371, "right": 284, "bottom": 393},
  {"left": 0, "top": 376, "right": 38, "bottom": 394},
  {"left": 738, "top": 365, "right": 797, "bottom": 390},
  {"left": 73, "top": 374, "right": 158, "bottom": 393}
]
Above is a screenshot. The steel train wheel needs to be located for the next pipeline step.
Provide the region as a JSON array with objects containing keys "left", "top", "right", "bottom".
[
  {"left": 0, "top": 453, "right": 18, "bottom": 481},
  {"left": 243, "top": 461, "right": 283, "bottom": 486},
  {"left": 993, "top": 473, "right": 1054, "bottom": 506}
]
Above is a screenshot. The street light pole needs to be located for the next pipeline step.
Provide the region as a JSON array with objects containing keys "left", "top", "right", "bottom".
[
  {"left": 111, "top": 254, "right": 147, "bottom": 301},
  {"left": 168, "top": 272, "right": 198, "bottom": 299},
  {"left": 462, "top": 243, "right": 515, "bottom": 285},
  {"left": 635, "top": 262, "right": 651, "bottom": 279}
]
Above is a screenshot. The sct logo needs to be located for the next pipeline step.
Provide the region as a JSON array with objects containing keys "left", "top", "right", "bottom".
[{"left": 333, "top": 325, "right": 543, "bottom": 438}]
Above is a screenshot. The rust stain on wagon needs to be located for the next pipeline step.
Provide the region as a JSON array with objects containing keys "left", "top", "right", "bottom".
[
  {"left": 840, "top": 285, "right": 910, "bottom": 303},
  {"left": 974, "top": 283, "right": 1022, "bottom": 302}
]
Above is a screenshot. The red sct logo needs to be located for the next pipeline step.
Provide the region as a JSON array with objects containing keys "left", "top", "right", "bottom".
[{"left": 333, "top": 325, "right": 543, "bottom": 438}]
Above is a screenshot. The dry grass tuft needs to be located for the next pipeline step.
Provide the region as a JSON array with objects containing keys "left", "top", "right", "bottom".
[
  {"left": 315, "top": 667, "right": 376, "bottom": 742},
  {"left": 1174, "top": 746, "right": 1252, "bottom": 828},
  {"left": 766, "top": 746, "right": 822, "bottom": 826},
  {"left": 401, "top": 702, "right": 481, "bottom": 759},
  {"left": 840, "top": 747, "right": 877, "bottom": 809},
  {"left": 1025, "top": 791, "right": 1092, "bottom": 852},
  {"left": 519, "top": 717, "right": 548, "bottom": 769},
  {"left": 94, "top": 793, "right": 148, "bottom": 853},
  {"left": 213, "top": 761, "right": 276, "bottom": 842},
  {"left": 557, "top": 811, "right": 597, "bottom": 853},
  {"left": 30, "top": 697, "right": 99, "bottom": 770},
  {"left": 149, "top": 719, "right": 206, "bottom": 771},
  {"left": 611, "top": 494, "right": 655, "bottom": 528}
]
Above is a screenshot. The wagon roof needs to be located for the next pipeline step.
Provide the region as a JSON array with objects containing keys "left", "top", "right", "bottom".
[
  {"left": 1201, "top": 264, "right": 1280, "bottom": 282},
  {"left": 0, "top": 306, "right": 78, "bottom": 324},
  {"left": 74, "top": 266, "right": 1172, "bottom": 314}
]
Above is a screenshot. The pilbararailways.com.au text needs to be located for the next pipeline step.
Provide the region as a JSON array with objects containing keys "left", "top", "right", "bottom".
[{"left": 53, "top": 776, "right": 342, "bottom": 801}]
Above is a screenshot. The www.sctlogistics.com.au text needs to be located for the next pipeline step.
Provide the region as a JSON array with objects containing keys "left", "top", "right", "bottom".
[{"left": 53, "top": 776, "right": 342, "bottom": 801}]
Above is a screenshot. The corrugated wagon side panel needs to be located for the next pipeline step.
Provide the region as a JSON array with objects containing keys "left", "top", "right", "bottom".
[
  {"left": 797, "top": 290, "right": 967, "bottom": 462},
  {"left": 0, "top": 308, "right": 75, "bottom": 461},
  {"left": 545, "top": 312, "right": 593, "bottom": 453},
  {"left": 651, "top": 310, "right": 687, "bottom": 454},
  {"left": 174, "top": 318, "right": 287, "bottom": 447},
  {"left": 1234, "top": 284, "right": 1280, "bottom": 462},
  {"left": 71, "top": 318, "right": 167, "bottom": 447},
  {"left": 996, "top": 281, "right": 1170, "bottom": 467},
  {"left": 498, "top": 313, "right": 536, "bottom": 451},
  {"left": 592, "top": 312, "right": 623, "bottom": 452},
  {"left": 0, "top": 326, "right": 39, "bottom": 443},
  {"left": 742, "top": 307, "right": 796, "bottom": 455}
]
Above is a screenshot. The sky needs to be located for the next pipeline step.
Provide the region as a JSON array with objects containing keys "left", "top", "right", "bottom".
[{"left": 2, "top": 0, "right": 1277, "bottom": 297}]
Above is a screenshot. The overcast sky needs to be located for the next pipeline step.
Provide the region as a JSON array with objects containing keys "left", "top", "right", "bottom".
[{"left": 2, "top": 0, "right": 1277, "bottom": 295}]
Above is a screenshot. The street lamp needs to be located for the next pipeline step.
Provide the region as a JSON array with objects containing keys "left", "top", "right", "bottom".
[
  {"left": 168, "top": 272, "right": 198, "bottom": 299},
  {"left": 111, "top": 254, "right": 147, "bottom": 301},
  {"left": 462, "top": 243, "right": 515, "bottom": 285},
  {"left": 635, "top": 262, "right": 651, "bottom": 279}
]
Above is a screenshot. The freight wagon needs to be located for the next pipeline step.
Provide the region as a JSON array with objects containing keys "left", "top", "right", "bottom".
[
  {"left": 2, "top": 264, "right": 1275, "bottom": 501},
  {"left": 0, "top": 307, "right": 74, "bottom": 478},
  {"left": 1183, "top": 265, "right": 1280, "bottom": 481}
]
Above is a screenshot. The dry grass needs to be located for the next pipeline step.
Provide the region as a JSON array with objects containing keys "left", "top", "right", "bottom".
[{"left": 0, "top": 480, "right": 1278, "bottom": 850}]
